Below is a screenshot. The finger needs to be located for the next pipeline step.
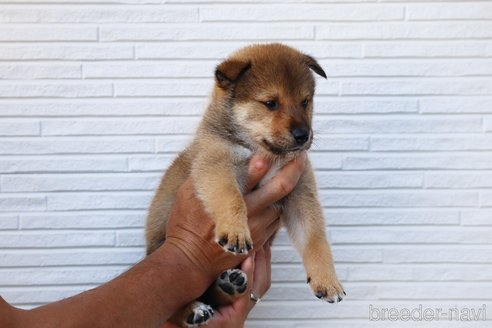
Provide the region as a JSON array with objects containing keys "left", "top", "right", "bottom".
[
  {"left": 248, "top": 206, "right": 281, "bottom": 236},
  {"left": 245, "top": 152, "right": 306, "bottom": 215},
  {"left": 245, "top": 154, "right": 271, "bottom": 192},
  {"left": 256, "top": 217, "right": 280, "bottom": 251},
  {"left": 241, "top": 253, "right": 256, "bottom": 288},
  {"left": 264, "top": 243, "right": 272, "bottom": 287}
]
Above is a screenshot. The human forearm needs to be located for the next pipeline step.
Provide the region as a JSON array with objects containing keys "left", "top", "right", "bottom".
[{"left": 14, "top": 243, "right": 210, "bottom": 328}]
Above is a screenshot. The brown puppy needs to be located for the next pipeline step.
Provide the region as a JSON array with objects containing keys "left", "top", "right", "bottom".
[{"left": 146, "top": 43, "right": 344, "bottom": 327}]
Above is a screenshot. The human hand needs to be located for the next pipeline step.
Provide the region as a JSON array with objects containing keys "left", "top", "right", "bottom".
[
  {"left": 164, "top": 152, "right": 306, "bottom": 286},
  {"left": 161, "top": 243, "right": 272, "bottom": 328}
]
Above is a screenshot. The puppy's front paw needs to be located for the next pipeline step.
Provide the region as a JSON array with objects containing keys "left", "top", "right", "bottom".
[
  {"left": 217, "top": 269, "right": 248, "bottom": 296},
  {"left": 215, "top": 223, "right": 253, "bottom": 255},
  {"left": 307, "top": 273, "right": 345, "bottom": 304},
  {"left": 185, "top": 302, "right": 214, "bottom": 327}
]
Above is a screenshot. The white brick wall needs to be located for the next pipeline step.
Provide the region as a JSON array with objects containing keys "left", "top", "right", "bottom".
[{"left": 0, "top": 1, "right": 491, "bottom": 327}]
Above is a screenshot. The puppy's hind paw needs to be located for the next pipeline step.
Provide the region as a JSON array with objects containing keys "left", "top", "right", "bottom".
[
  {"left": 217, "top": 269, "right": 248, "bottom": 296},
  {"left": 185, "top": 302, "right": 214, "bottom": 327},
  {"left": 308, "top": 276, "right": 345, "bottom": 304}
]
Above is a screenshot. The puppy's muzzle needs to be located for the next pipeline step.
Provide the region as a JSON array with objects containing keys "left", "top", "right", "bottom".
[{"left": 291, "top": 127, "right": 310, "bottom": 146}]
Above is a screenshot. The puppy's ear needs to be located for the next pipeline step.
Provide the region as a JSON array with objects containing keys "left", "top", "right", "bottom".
[
  {"left": 215, "top": 59, "right": 251, "bottom": 89},
  {"left": 304, "top": 55, "right": 327, "bottom": 79}
]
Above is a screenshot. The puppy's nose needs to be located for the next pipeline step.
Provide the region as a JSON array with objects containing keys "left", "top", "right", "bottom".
[{"left": 291, "top": 127, "right": 309, "bottom": 145}]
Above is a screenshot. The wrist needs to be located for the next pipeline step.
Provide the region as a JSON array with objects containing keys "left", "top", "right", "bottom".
[{"left": 153, "top": 242, "right": 213, "bottom": 300}]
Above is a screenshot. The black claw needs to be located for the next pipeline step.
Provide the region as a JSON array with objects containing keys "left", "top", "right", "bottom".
[
  {"left": 327, "top": 299, "right": 335, "bottom": 304},
  {"left": 337, "top": 296, "right": 342, "bottom": 302},
  {"left": 246, "top": 242, "right": 253, "bottom": 251},
  {"left": 315, "top": 291, "right": 326, "bottom": 299},
  {"left": 220, "top": 271, "right": 227, "bottom": 280},
  {"left": 218, "top": 237, "right": 228, "bottom": 247},
  {"left": 306, "top": 277, "right": 311, "bottom": 284},
  {"left": 343, "top": 290, "right": 346, "bottom": 296},
  {"left": 227, "top": 245, "right": 238, "bottom": 253}
]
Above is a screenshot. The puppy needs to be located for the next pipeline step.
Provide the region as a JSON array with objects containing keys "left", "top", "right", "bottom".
[{"left": 146, "top": 43, "right": 344, "bottom": 327}]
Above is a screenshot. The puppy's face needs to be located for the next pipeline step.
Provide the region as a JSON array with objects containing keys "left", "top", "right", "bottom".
[{"left": 214, "top": 44, "right": 326, "bottom": 156}]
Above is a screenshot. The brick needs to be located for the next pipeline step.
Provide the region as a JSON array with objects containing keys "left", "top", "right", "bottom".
[
  {"left": 272, "top": 246, "right": 382, "bottom": 263},
  {"left": 42, "top": 118, "right": 200, "bottom": 136},
  {"left": 201, "top": 4, "right": 404, "bottom": 22},
  {"left": 483, "top": 117, "right": 492, "bottom": 131},
  {"left": 317, "top": 23, "right": 492, "bottom": 40},
  {"left": 156, "top": 136, "right": 194, "bottom": 153},
  {"left": 128, "top": 155, "right": 176, "bottom": 172},
  {"left": 114, "top": 81, "right": 211, "bottom": 97},
  {"left": 0, "top": 64, "right": 81, "bottom": 79},
  {"left": 479, "top": 192, "right": 492, "bottom": 207},
  {"left": 365, "top": 42, "right": 492, "bottom": 58},
  {"left": 0, "top": 82, "right": 112, "bottom": 98},
  {"left": 101, "top": 24, "right": 314, "bottom": 41},
  {"left": 324, "top": 60, "right": 492, "bottom": 77},
  {"left": 315, "top": 172, "right": 422, "bottom": 189},
  {"left": 136, "top": 42, "right": 361, "bottom": 59},
  {"left": 250, "top": 301, "right": 362, "bottom": 319},
  {"left": 341, "top": 80, "right": 492, "bottom": 96},
  {"left": 0, "top": 195, "right": 45, "bottom": 212},
  {"left": 0, "top": 157, "right": 127, "bottom": 173},
  {"left": 0, "top": 231, "right": 115, "bottom": 248},
  {"left": 319, "top": 191, "right": 478, "bottom": 208},
  {"left": 309, "top": 154, "right": 343, "bottom": 170},
  {"left": 332, "top": 228, "right": 491, "bottom": 244},
  {"left": 344, "top": 154, "right": 492, "bottom": 170},
  {"left": 0, "top": 249, "right": 144, "bottom": 267},
  {"left": 47, "top": 192, "right": 152, "bottom": 210},
  {"left": 265, "top": 284, "right": 376, "bottom": 301},
  {"left": 461, "top": 210, "right": 492, "bottom": 226},
  {"left": 372, "top": 136, "right": 492, "bottom": 152},
  {"left": 408, "top": 3, "right": 492, "bottom": 20},
  {"left": 20, "top": 212, "right": 145, "bottom": 229},
  {"left": 3, "top": 173, "right": 160, "bottom": 192},
  {"left": 312, "top": 136, "right": 368, "bottom": 151},
  {"left": 348, "top": 265, "right": 492, "bottom": 281},
  {"left": 271, "top": 264, "right": 348, "bottom": 282},
  {"left": 117, "top": 230, "right": 145, "bottom": 246},
  {"left": 0, "top": 99, "right": 205, "bottom": 117},
  {"left": 0, "top": 138, "right": 154, "bottom": 155},
  {"left": 316, "top": 117, "right": 481, "bottom": 133},
  {"left": 0, "top": 45, "right": 134, "bottom": 61},
  {"left": 325, "top": 210, "right": 460, "bottom": 225},
  {"left": 0, "top": 5, "right": 198, "bottom": 23},
  {"left": 315, "top": 99, "right": 418, "bottom": 114},
  {"left": 0, "top": 215, "right": 19, "bottom": 230},
  {"left": 0, "top": 26, "right": 97, "bottom": 41},
  {"left": 83, "top": 61, "right": 214, "bottom": 78},
  {"left": 426, "top": 173, "right": 492, "bottom": 189},
  {"left": 0, "top": 121, "right": 39, "bottom": 136},
  {"left": 384, "top": 247, "right": 492, "bottom": 263},
  {"left": 420, "top": 98, "right": 492, "bottom": 114}
]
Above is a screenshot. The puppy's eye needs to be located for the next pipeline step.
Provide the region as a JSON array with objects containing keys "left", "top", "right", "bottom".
[
  {"left": 302, "top": 98, "right": 309, "bottom": 109},
  {"left": 264, "top": 100, "right": 279, "bottom": 110}
]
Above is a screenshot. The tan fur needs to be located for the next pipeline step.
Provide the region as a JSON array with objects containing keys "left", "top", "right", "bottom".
[{"left": 146, "top": 43, "right": 344, "bottom": 327}]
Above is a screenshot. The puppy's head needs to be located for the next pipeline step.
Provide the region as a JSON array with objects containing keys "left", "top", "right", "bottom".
[{"left": 213, "top": 43, "right": 326, "bottom": 156}]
